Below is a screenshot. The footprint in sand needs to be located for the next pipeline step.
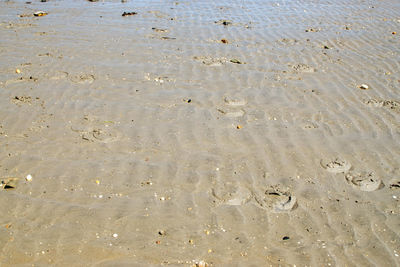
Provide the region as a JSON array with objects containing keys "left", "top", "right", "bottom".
[
  {"left": 320, "top": 158, "right": 352, "bottom": 173},
  {"left": 224, "top": 96, "right": 247, "bottom": 107},
  {"left": 217, "top": 96, "right": 247, "bottom": 118},
  {"left": 48, "top": 71, "right": 68, "bottom": 80},
  {"left": 80, "top": 129, "right": 118, "bottom": 143},
  {"left": 217, "top": 108, "right": 245, "bottom": 118},
  {"left": 69, "top": 73, "right": 95, "bottom": 84},
  {"left": 71, "top": 116, "right": 119, "bottom": 143},
  {"left": 254, "top": 185, "right": 297, "bottom": 213},
  {"left": 345, "top": 172, "right": 383, "bottom": 192},
  {"left": 211, "top": 183, "right": 253, "bottom": 206}
]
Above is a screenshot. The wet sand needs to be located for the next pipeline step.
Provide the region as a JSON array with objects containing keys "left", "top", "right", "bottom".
[{"left": 0, "top": 0, "right": 400, "bottom": 266}]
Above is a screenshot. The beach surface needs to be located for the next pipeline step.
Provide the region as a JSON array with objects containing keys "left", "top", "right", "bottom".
[{"left": 0, "top": 0, "right": 400, "bottom": 266}]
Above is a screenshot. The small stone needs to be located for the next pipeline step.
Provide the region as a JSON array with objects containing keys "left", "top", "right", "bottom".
[
  {"left": 282, "top": 236, "right": 290, "bottom": 240},
  {"left": 359, "top": 84, "right": 369, "bottom": 90},
  {"left": 158, "top": 230, "right": 166, "bottom": 236},
  {"left": 236, "top": 125, "right": 242, "bottom": 129},
  {"left": 221, "top": 39, "right": 228, "bottom": 44},
  {"left": 141, "top": 180, "right": 153, "bottom": 186},
  {"left": 122, "top": 12, "right": 137, "bottom": 17},
  {"left": 33, "top": 11, "right": 48, "bottom": 17},
  {"left": 230, "top": 59, "right": 244, "bottom": 64},
  {"left": 16, "top": 69, "right": 21, "bottom": 74},
  {"left": 215, "top": 20, "right": 232, "bottom": 26},
  {"left": 112, "top": 233, "right": 118, "bottom": 238},
  {"left": 194, "top": 261, "right": 208, "bottom": 267},
  {"left": 26, "top": 174, "right": 33, "bottom": 182},
  {"left": 1, "top": 178, "right": 18, "bottom": 190}
]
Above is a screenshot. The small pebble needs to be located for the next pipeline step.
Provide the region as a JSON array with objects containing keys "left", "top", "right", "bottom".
[
  {"left": 112, "top": 233, "right": 118, "bottom": 238},
  {"left": 194, "top": 261, "right": 208, "bottom": 267},
  {"left": 16, "top": 69, "right": 21, "bottom": 74},
  {"left": 158, "top": 230, "right": 166, "bottom": 236},
  {"left": 282, "top": 236, "right": 290, "bottom": 240},
  {"left": 26, "top": 174, "right": 33, "bottom": 182},
  {"left": 230, "top": 59, "right": 243, "bottom": 64},
  {"left": 122, "top": 12, "right": 137, "bottom": 17},
  {"left": 359, "top": 84, "right": 369, "bottom": 90},
  {"left": 237, "top": 125, "right": 242, "bottom": 129},
  {"left": 34, "top": 11, "right": 48, "bottom": 17}
]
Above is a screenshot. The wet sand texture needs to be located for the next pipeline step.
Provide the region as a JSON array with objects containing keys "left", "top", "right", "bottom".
[{"left": 0, "top": 0, "right": 400, "bottom": 266}]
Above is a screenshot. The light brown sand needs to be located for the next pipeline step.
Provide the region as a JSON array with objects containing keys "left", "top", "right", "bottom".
[{"left": 0, "top": 0, "right": 400, "bottom": 266}]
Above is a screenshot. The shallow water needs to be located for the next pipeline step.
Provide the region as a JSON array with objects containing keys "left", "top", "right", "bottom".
[{"left": 0, "top": 0, "right": 399, "bottom": 266}]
